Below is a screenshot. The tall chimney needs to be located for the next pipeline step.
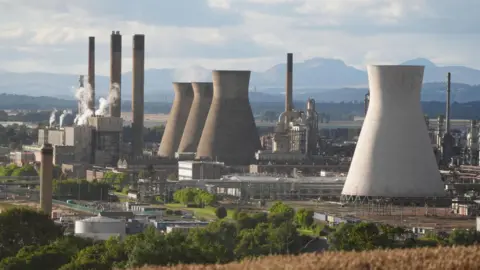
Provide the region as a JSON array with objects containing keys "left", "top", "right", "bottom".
[
  {"left": 132, "top": 34, "right": 145, "bottom": 157},
  {"left": 446, "top": 72, "right": 451, "bottom": 133},
  {"left": 88, "top": 36, "right": 95, "bottom": 112},
  {"left": 286, "top": 53, "right": 293, "bottom": 112},
  {"left": 40, "top": 143, "right": 53, "bottom": 216},
  {"left": 110, "top": 31, "right": 122, "bottom": 117}
]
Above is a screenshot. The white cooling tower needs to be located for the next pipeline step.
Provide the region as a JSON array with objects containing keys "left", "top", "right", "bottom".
[{"left": 342, "top": 65, "right": 445, "bottom": 198}]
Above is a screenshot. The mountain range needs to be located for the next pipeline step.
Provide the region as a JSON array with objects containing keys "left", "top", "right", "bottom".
[{"left": 1, "top": 57, "right": 480, "bottom": 102}]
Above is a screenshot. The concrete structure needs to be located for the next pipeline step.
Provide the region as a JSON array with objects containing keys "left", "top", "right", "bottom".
[
  {"left": 196, "top": 70, "right": 261, "bottom": 165},
  {"left": 110, "top": 31, "right": 122, "bottom": 117},
  {"left": 40, "top": 143, "right": 53, "bottom": 215},
  {"left": 131, "top": 34, "right": 145, "bottom": 157},
  {"left": 158, "top": 83, "right": 194, "bottom": 158},
  {"left": 74, "top": 215, "right": 126, "bottom": 240},
  {"left": 178, "top": 160, "right": 224, "bottom": 180},
  {"left": 88, "top": 36, "right": 95, "bottom": 113},
  {"left": 177, "top": 82, "right": 213, "bottom": 154},
  {"left": 342, "top": 65, "right": 445, "bottom": 199},
  {"left": 286, "top": 53, "right": 293, "bottom": 112},
  {"left": 88, "top": 116, "right": 123, "bottom": 165}
]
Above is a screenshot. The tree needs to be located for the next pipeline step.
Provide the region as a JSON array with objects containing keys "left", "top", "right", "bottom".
[
  {"left": 0, "top": 208, "right": 63, "bottom": 259},
  {"left": 215, "top": 206, "right": 227, "bottom": 219},
  {"left": 269, "top": 201, "right": 295, "bottom": 220},
  {"left": 294, "top": 208, "right": 314, "bottom": 229}
]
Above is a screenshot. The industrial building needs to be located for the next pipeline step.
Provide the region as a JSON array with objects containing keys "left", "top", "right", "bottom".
[{"left": 178, "top": 160, "right": 224, "bottom": 180}]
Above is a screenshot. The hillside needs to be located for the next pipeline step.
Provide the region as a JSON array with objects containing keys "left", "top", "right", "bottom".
[
  {"left": 2, "top": 57, "right": 480, "bottom": 101},
  {"left": 134, "top": 246, "right": 480, "bottom": 270}
]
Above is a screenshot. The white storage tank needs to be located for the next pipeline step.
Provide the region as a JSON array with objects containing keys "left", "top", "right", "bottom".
[{"left": 74, "top": 214, "right": 126, "bottom": 240}]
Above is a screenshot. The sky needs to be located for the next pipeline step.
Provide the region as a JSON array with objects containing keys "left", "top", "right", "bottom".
[{"left": 0, "top": 0, "right": 479, "bottom": 75}]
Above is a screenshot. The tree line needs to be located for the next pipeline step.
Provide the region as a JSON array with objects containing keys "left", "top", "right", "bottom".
[{"left": 1, "top": 200, "right": 479, "bottom": 269}]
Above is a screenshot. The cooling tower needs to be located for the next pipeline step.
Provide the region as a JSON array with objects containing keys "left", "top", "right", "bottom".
[
  {"left": 88, "top": 36, "right": 95, "bottom": 112},
  {"left": 131, "top": 34, "right": 145, "bottom": 157},
  {"left": 342, "top": 65, "right": 445, "bottom": 198},
  {"left": 110, "top": 31, "right": 122, "bottom": 117},
  {"left": 158, "top": 83, "right": 194, "bottom": 158},
  {"left": 177, "top": 82, "right": 213, "bottom": 154},
  {"left": 196, "top": 70, "right": 261, "bottom": 165}
]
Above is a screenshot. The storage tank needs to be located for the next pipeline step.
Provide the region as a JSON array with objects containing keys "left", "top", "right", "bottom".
[
  {"left": 342, "top": 65, "right": 445, "bottom": 198},
  {"left": 177, "top": 82, "right": 213, "bottom": 153},
  {"left": 158, "top": 83, "right": 194, "bottom": 158},
  {"left": 74, "top": 215, "right": 126, "bottom": 240},
  {"left": 196, "top": 70, "right": 261, "bottom": 165}
]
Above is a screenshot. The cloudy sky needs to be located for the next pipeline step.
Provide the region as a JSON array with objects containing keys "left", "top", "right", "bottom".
[{"left": 0, "top": 0, "right": 478, "bottom": 75}]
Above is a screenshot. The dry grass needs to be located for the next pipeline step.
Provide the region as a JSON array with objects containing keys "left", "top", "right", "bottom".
[{"left": 132, "top": 246, "right": 480, "bottom": 270}]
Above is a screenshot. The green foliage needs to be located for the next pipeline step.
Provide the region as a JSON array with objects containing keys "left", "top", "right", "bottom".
[
  {"left": 0, "top": 208, "right": 63, "bottom": 260},
  {"left": 294, "top": 209, "right": 314, "bottom": 229},
  {"left": 102, "top": 171, "right": 128, "bottom": 192},
  {"left": 173, "top": 188, "right": 217, "bottom": 207},
  {"left": 215, "top": 206, "right": 228, "bottom": 219},
  {"left": 269, "top": 201, "right": 295, "bottom": 220},
  {"left": 0, "top": 164, "right": 19, "bottom": 177}
]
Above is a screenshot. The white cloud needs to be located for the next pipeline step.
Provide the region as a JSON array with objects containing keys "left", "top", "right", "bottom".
[{"left": 0, "top": 0, "right": 478, "bottom": 76}]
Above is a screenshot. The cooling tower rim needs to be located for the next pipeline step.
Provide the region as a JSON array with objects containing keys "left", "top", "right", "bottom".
[
  {"left": 212, "top": 69, "right": 251, "bottom": 73},
  {"left": 191, "top": 82, "right": 213, "bottom": 84},
  {"left": 172, "top": 82, "right": 195, "bottom": 85},
  {"left": 367, "top": 65, "right": 425, "bottom": 68}
]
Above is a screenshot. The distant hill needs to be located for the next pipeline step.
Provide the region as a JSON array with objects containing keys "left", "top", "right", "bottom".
[{"left": 1, "top": 57, "right": 480, "bottom": 102}]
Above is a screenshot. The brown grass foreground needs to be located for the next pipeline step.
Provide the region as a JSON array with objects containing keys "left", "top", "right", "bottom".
[{"left": 131, "top": 246, "right": 480, "bottom": 270}]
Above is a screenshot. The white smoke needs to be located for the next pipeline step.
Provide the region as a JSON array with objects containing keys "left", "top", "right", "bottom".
[
  {"left": 173, "top": 66, "right": 210, "bottom": 82},
  {"left": 73, "top": 80, "right": 120, "bottom": 125},
  {"left": 49, "top": 108, "right": 57, "bottom": 127},
  {"left": 59, "top": 110, "right": 67, "bottom": 127}
]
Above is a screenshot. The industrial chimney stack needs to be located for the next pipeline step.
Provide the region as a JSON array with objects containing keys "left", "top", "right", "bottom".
[
  {"left": 110, "top": 31, "right": 122, "bottom": 117},
  {"left": 40, "top": 143, "right": 53, "bottom": 216},
  {"left": 88, "top": 36, "right": 95, "bottom": 113},
  {"left": 196, "top": 70, "right": 261, "bottom": 165},
  {"left": 131, "top": 34, "right": 145, "bottom": 157},
  {"left": 446, "top": 72, "right": 451, "bottom": 133},
  {"left": 158, "top": 83, "right": 194, "bottom": 158},
  {"left": 286, "top": 53, "right": 293, "bottom": 112}
]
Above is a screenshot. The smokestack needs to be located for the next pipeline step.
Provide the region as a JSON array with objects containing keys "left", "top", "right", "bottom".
[
  {"left": 88, "top": 36, "right": 95, "bottom": 112},
  {"left": 342, "top": 65, "right": 444, "bottom": 198},
  {"left": 131, "top": 34, "right": 145, "bottom": 157},
  {"left": 40, "top": 143, "right": 53, "bottom": 216},
  {"left": 196, "top": 70, "right": 261, "bottom": 165},
  {"left": 446, "top": 72, "right": 451, "bottom": 133},
  {"left": 158, "top": 83, "right": 194, "bottom": 158},
  {"left": 286, "top": 53, "right": 293, "bottom": 112},
  {"left": 177, "top": 82, "right": 213, "bottom": 154},
  {"left": 110, "top": 31, "right": 122, "bottom": 117}
]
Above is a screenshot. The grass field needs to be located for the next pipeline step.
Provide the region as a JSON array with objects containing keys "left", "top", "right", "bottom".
[
  {"left": 165, "top": 204, "right": 234, "bottom": 220},
  {"left": 131, "top": 245, "right": 480, "bottom": 270}
]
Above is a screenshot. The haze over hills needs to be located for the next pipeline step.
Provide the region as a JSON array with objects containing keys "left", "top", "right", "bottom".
[{"left": 1, "top": 57, "right": 480, "bottom": 102}]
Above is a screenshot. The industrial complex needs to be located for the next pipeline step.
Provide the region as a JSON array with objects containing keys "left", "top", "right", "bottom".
[{"left": 6, "top": 31, "right": 480, "bottom": 240}]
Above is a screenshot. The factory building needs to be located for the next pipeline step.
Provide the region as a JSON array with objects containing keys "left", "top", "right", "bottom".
[
  {"left": 178, "top": 161, "right": 224, "bottom": 180},
  {"left": 255, "top": 54, "right": 320, "bottom": 163}
]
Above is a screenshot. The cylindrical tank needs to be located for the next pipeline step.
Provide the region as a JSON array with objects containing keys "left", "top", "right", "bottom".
[
  {"left": 177, "top": 82, "right": 213, "bottom": 154},
  {"left": 158, "top": 83, "right": 194, "bottom": 158},
  {"left": 74, "top": 215, "right": 126, "bottom": 237},
  {"left": 342, "top": 65, "right": 445, "bottom": 198},
  {"left": 196, "top": 70, "right": 261, "bottom": 165}
]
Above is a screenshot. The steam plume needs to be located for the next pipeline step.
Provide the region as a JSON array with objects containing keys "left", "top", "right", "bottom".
[
  {"left": 49, "top": 109, "right": 57, "bottom": 127},
  {"left": 73, "top": 80, "right": 120, "bottom": 124}
]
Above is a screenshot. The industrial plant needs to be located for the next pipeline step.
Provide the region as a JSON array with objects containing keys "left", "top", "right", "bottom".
[{"left": 8, "top": 29, "right": 480, "bottom": 239}]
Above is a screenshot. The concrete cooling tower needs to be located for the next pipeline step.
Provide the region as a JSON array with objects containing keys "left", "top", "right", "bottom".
[
  {"left": 196, "top": 70, "right": 261, "bottom": 165},
  {"left": 177, "top": 82, "right": 213, "bottom": 154},
  {"left": 342, "top": 65, "right": 445, "bottom": 199},
  {"left": 158, "top": 83, "right": 194, "bottom": 158}
]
